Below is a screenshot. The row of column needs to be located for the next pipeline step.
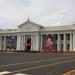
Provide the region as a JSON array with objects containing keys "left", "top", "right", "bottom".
[
  {"left": 0, "top": 33, "right": 73, "bottom": 51},
  {"left": 58, "top": 34, "right": 72, "bottom": 51},
  {"left": 0, "top": 36, "right": 16, "bottom": 50},
  {"left": 41, "top": 33, "right": 73, "bottom": 51}
]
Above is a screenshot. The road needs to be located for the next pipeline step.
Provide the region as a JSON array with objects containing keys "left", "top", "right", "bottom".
[{"left": 0, "top": 52, "right": 75, "bottom": 75}]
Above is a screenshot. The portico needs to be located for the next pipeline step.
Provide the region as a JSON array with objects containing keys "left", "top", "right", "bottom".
[
  {"left": 0, "top": 19, "right": 75, "bottom": 52},
  {"left": 17, "top": 34, "right": 39, "bottom": 51}
]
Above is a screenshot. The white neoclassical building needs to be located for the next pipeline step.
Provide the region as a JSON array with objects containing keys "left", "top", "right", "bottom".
[{"left": 0, "top": 18, "right": 75, "bottom": 52}]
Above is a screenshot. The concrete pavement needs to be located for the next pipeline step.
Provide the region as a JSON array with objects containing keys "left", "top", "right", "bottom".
[{"left": 0, "top": 53, "right": 75, "bottom": 75}]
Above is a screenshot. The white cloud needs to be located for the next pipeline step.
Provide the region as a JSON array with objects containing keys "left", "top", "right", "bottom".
[{"left": 0, "top": 0, "right": 75, "bottom": 28}]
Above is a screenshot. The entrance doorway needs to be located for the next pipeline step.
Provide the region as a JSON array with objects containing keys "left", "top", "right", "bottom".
[{"left": 25, "top": 36, "right": 31, "bottom": 52}]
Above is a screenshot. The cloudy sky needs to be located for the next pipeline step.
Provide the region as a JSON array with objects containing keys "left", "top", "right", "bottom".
[{"left": 0, "top": 0, "right": 75, "bottom": 29}]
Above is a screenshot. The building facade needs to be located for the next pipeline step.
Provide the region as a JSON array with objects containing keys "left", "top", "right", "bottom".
[{"left": 0, "top": 19, "right": 75, "bottom": 52}]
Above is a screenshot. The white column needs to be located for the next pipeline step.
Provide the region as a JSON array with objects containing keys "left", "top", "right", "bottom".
[
  {"left": 17, "top": 35, "right": 21, "bottom": 50},
  {"left": 36, "top": 33, "right": 39, "bottom": 51},
  {"left": 57, "top": 34, "right": 60, "bottom": 51},
  {"left": 21, "top": 35, "right": 24, "bottom": 50},
  {"left": 24, "top": 35, "right": 25, "bottom": 50},
  {"left": 22, "top": 35, "right": 25, "bottom": 50},
  {"left": 20, "top": 35, "right": 22, "bottom": 50},
  {"left": 32, "top": 35, "right": 34, "bottom": 51},
  {"left": 0, "top": 36, "right": 2, "bottom": 50},
  {"left": 32, "top": 35, "right": 36, "bottom": 51},
  {"left": 40, "top": 34, "right": 42, "bottom": 51},
  {"left": 1, "top": 36, "right": 3, "bottom": 50},
  {"left": 22, "top": 35, "right": 24, "bottom": 50},
  {"left": 4, "top": 36, "right": 6, "bottom": 50},
  {"left": 70, "top": 33, "right": 72, "bottom": 51},
  {"left": 73, "top": 32, "right": 75, "bottom": 51},
  {"left": 31, "top": 35, "right": 33, "bottom": 50},
  {"left": 63, "top": 34, "right": 66, "bottom": 51},
  {"left": 21, "top": 35, "right": 25, "bottom": 50}
]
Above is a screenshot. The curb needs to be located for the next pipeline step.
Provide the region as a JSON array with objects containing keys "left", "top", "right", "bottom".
[{"left": 62, "top": 69, "right": 75, "bottom": 75}]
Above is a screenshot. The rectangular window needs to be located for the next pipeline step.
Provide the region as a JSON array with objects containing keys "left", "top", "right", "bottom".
[
  {"left": 66, "top": 34, "right": 70, "bottom": 40},
  {"left": 54, "top": 34, "right": 57, "bottom": 40},
  {"left": 61, "top": 44, "right": 63, "bottom": 50},
  {"left": 67, "top": 44, "right": 70, "bottom": 50},
  {"left": 60, "top": 34, "right": 63, "bottom": 40}
]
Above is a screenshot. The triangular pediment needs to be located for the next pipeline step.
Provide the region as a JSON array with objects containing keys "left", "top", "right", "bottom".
[{"left": 18, "top": 19, "right": 43, "bottom": 31}]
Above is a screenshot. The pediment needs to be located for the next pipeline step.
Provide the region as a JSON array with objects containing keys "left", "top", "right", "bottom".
[{"left": 18, "top": 19, "right": 43, "bottom": 31}]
